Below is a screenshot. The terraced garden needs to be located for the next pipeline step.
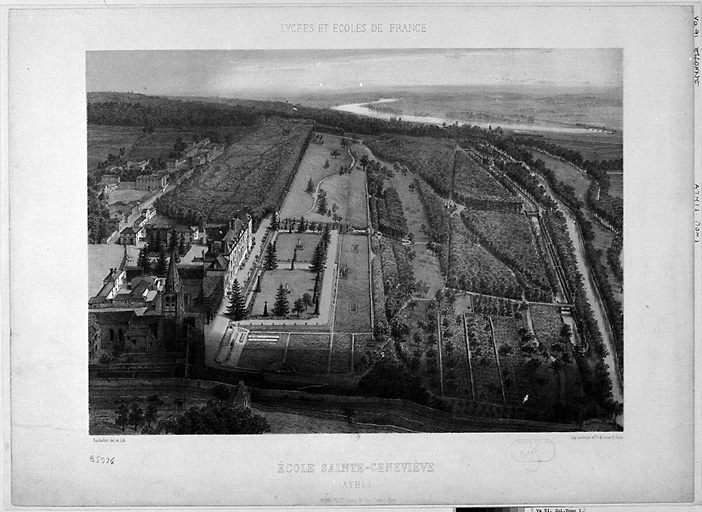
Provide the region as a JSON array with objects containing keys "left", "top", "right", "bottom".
[{"left": 329, "top": 333, "right": 353, "bottom": 373}]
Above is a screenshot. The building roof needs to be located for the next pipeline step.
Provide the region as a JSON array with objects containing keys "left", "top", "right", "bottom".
[{"left": 92, "top": 310, "right": 135, "bottom": 324}]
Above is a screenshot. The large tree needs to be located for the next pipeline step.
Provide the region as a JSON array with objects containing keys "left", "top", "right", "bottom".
[
  {"left": 309, "top": 239, "right": 326, "bottom": 274},
  {"left": 137, "top": 247, "right": 149, "bottom": 273},
  {"left": 114, "top": 403, "right": 129, "bottom": 432},
  {"left": 264, "top": 242, "right": 277, "bottom": 270},
  {"left": 144, "top": 403, "right": 159, "bottom": 427},
  {"left": 272, "top": 283, "right": 289, "bottom": 317},
  {"left": 157, "top": 401, "right": 270, "bottom": 434},
  {"left": 292, "top": 298, "right": 305, "bottom": 317},
  {"left": 156, "top": 247, "right": 168, "bottom": 275},
  {"left": 128, "top": 403, "right": 144, "bottom": 432},
  {"left": 317, "top": 189, "right": 328, "bottom": 214},
  {"left": 227, "top": 279, "right": 247, "bottom": 321}
]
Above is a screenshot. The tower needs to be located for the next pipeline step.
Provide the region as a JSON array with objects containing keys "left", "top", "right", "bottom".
[{"left": 159, "top": 251, "right": 185, "bottom": 351}]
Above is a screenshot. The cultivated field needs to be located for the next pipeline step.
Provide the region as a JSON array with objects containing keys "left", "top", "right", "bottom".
[
  {"left": 249, "top": 269, "right": 317, "bottom": 317},
  {"left": 87, "top": 124, "right": 144, "bottom": 171},
  {"left": 453, "top": 149, "right": 514, "bottom": 201},
  {"left": 333, "top": 235, "right": 372, "bottom": 333},
  {"left": 279, "top": 133, "right": 353, "bottom": 220},
  {"left": 158, "top": 118, "right": 312, "bottom": 222},
  {"left": 530, "top": 304, "right": 564, "bottom": 348},
  {"left": 460, "top": 209, "right": 552, "bottom": 293},
  {"left": 449, "top": 217, "right": 522, "bottom": 300},
  {"left": 365, "top": 135, "right": 456, "bottom": 197},
  {"left": 518, "top": 131, "right": 623, "bottom": 162}
]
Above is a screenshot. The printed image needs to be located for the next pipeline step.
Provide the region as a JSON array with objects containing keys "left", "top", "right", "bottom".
[{"left": 87, "top": 49, "right": 623, "bottom": 434}]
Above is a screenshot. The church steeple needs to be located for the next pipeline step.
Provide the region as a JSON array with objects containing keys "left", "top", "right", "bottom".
[{"left": 164, "top": 250, "right": 182, "bottom": 294}]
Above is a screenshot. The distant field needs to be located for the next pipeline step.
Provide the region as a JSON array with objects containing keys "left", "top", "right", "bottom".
[
  {"left": 87, "top": 125, "right": 144, "bottom": 171},
  {"left": 520, "top": 131, "right": 623, "bottom": 161},
  {"left": 530, "top": 150, "right": 591, "bottom": 200},
  {"left": 158, "top": 118, "right": 312, "bottom": 222},
  {"left": 333, "top": 234, "right": 372, "bottom": 333},
  {"left": 279, "top": 133, "right": 352, "bottom": 220}
]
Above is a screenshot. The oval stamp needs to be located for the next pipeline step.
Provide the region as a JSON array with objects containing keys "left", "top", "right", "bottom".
[{"left": 510, "top": 439, "right": 555, "bottom": 471}]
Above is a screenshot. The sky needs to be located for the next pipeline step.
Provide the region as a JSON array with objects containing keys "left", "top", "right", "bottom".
[{"left": 87, "top": 49, "right": 622, "bottom": 98}]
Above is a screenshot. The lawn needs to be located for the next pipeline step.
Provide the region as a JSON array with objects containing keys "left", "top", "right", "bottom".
[
  {"left": 529, "top": 151, "right": 591, "bottom": 200},
  {"left": 289, "top": 168, "right": 368, "bottom": 229},
  {"left": 250, "top": 269, "right": 318, "bottom": 317},
  {"left": 279, "top": 133, "right": 353, "bottom": 220},
  {"left": 410, "top": 246, "right": 444, "bottom": 298},
  {"left": 387, "top": 165, "right": 431, "bottom": 243},
  {"left": 274, "top": 232, "right": 322, "bottom": 262},
  {"left": 587, "top": 213, "right": 623, "bottom": 300},
  {"left": 608, "top": 173, "right": 623, "bottom": 199},
  {"left": 333, "top": 234, "right": 372, "bottom": 333},
  {"left": 87, "top": 124, "right": 144, "bottom": 172}
]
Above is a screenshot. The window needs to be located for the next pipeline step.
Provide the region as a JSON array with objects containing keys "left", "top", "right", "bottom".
[
  {"left": 118, "top": 329, "right": 124, "bottom": 341},
  {"left": 109, "top": 329, "right": 114, "bottom": 341}
]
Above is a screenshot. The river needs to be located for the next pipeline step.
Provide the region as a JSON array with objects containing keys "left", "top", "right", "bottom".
[{"left": 333, "top": 99, "right": 612, "bottom": 135}]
